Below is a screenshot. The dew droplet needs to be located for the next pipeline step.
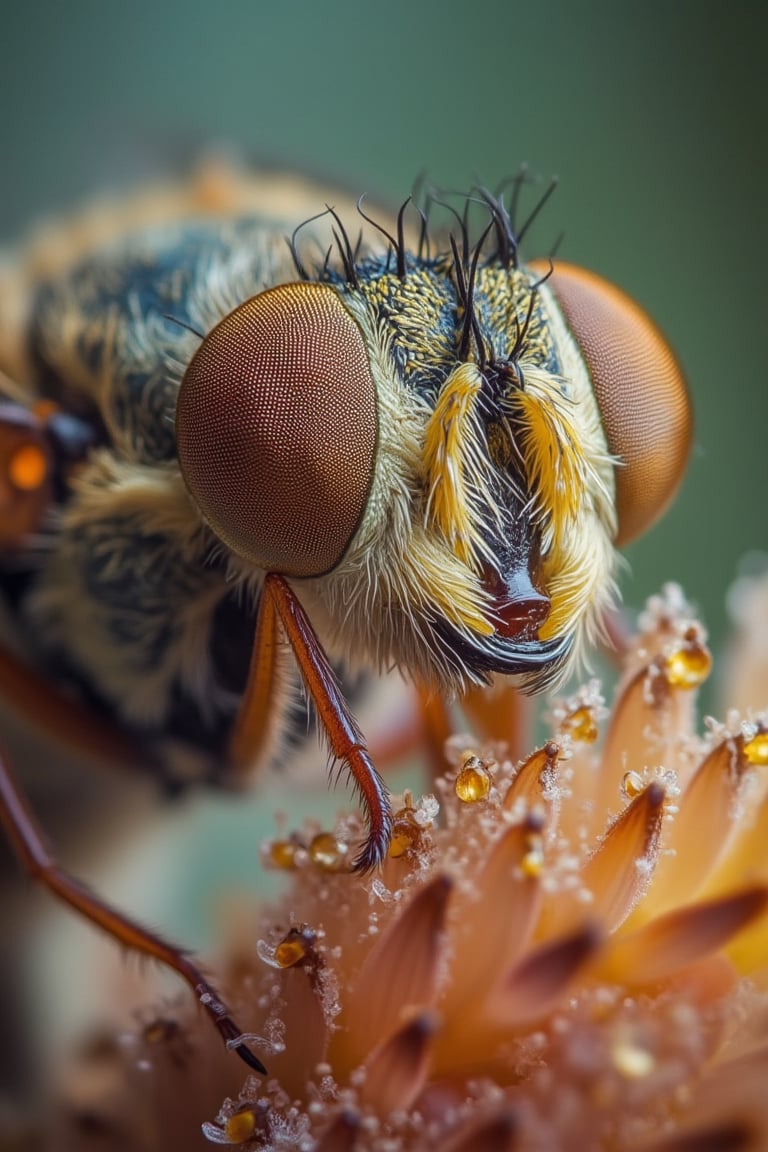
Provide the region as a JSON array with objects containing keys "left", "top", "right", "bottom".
[
  {"left": 309, "top": 832, "right": 348, "bottom": 870},
  {"left": 744, "top": 729, "right": 768, "bottom": 766},
  {"left": 268, "top": 839, "right": 300, "bottom": 869},
  {"left": 455, "top": 756, "right": 492, "bottom": 802},
  {"left": 621, "top": 770, "right": 645, "bottom": 799},
  {"left": 664, "top": 641, "right": 712, "bottom": 688}
]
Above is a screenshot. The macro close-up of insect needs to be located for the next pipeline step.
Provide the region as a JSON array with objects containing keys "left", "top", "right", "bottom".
[{"left": 0, "top": 161, "right": 693, "bottom": 1078}]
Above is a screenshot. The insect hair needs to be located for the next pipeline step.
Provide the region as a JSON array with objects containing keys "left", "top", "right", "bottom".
[
  {"left": 285, "top": 172, "right": 560, "bottom": 374},
  {"left": 501, "top": 259, "right": 555, "bottom": 391},
  {"left": 161, "top": 314, "right": 205, "bottom": 340},
  {"left": 355, "top": 195, "right": 412, "bottom": 280},
  {"left": 454, "top": 218, "right": 495, "bottom": 366},
  {"left": 287, "top": 207, "right": 335, "bottom": 281}
]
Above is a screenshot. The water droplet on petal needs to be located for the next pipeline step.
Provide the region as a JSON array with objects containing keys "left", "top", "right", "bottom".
[{"left": 455, "top": 756, "right": 493, "bottom": 802}]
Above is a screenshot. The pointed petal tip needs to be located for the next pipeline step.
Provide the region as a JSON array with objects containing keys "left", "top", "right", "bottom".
[
  {"left": 442, "top": 1110, "right": 518, "bottom": 1152},
  {"left": 579, "top": 779, "right": 666, "bottom": 933},
  {"left": 643, "top": 1121, "right": 755, "bottom": 1152},
  {"left": 314, "top": 1108, "right": 361, "bottom": 1152},
  {"left": 343, "top": 873, "right": 452, "bottom": 1070},
  {"left": 360, "top": 1010, "right": 438, "bottom": 1113},
  {"left": 498, "top": 923, "right": 602, "bottom": 1023},
  {"left": 645, "top": 780, "right": 666, "bottom": 808},
  {"left": 603, "top": 885, "right": 768, "bottom": 986}
]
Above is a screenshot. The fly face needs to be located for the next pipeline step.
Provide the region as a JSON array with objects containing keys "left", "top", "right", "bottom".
[{"left": 175, "top": 194, "right": 691, "bottom": 699}]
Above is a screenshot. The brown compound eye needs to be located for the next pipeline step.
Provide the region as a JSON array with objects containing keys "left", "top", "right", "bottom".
[
  {"left": 176, "top": 282, "right": 378, "bottom": 577},
  {"left": 534, "top": 260, "right": 693, "bottom": 547}
]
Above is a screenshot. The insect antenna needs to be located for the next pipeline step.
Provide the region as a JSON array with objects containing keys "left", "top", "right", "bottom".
[{"left": 161, "top": 314, "right": 204, "bottom": 339}]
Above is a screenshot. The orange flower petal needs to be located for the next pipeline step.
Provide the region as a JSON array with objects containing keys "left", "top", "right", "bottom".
[
  {"left": 314, "top": 1110, "right": 360, "bottom": 1152},
  {"left": 582, "top": 781, "right": 665, "bottom": 932},
  {"left": 267, "top": 965, "right": 328, "bottom": 1096},
  {"left": 502, "top": 741, "right": 561, "bottom": 830},
  {"left": 443, "top": 815, "right": 544, "bottom": 1008},
  {"left": 639, "top": 737, "right": 751, "bottom": 920},
  {"left": 705, "top": 775, "right": 768, "bottom": 897},
  {"left": 595, "top": 664, "right": 695, "bottom": 829},
  {"left": 341, "top": 875, "right": 452, "bottom": 1063},
  {"left": 440, "top": 1111, "right": 518, "bottom": 1152},
  {"left": 641, "top": 1045, "right": 768, "bottom": 1151},
  {"left": 641, "top": 1123, "right": 755, "bottom": 1151},
  {"left": 358, "top": 1012, "right": 438, "bottom": 1113},
  {"left": 598, "top": 887, "right": 768, "bottom": 985},
  {"left": 495, "top": 924, "right": 601, "bottom": 1025}
]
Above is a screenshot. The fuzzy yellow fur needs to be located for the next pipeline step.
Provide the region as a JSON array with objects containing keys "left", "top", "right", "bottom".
[{"left": 423, "top": 362, "right": 499, "bottom": 585}]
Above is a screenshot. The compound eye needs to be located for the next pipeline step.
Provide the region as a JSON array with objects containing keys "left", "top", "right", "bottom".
[
  {"left": 539, "top": 261, "right": 692, "bottom": 546},
  {"left": 176, "top": 282, "right": 377, "bottom": 576}
]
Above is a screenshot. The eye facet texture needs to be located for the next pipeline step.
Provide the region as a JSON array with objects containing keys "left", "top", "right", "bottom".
[
  {"left": 540, "top": 261, "right": 692, "bottom": 546},
  {"left": 176, "top": 282, "right": 378, "bottom": 576}
]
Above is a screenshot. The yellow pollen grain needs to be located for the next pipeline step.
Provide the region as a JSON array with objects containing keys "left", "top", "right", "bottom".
[
  {"left": 225, "top": 1109, "right": 257, "bottom": 1142},
  {"left": 564, "top": 705, "right": 599, "bottom": 744},
  {"left": 611, "top": 1040, "right": 655, "bottom": 1079},
  {"left": 388, "top": 801, "right": 421, "bottom": 857},
  {"left": 388, "top": 824, "right": 418, "bottom": 857},
  {"left": 664, "top": 642, "right": 712, "bottom": 689},
  {"left": 275, "top": 930, "right": 310, "bottom": 969},
  {"left": 744, "top": 731, "right": 768, "bottom": 766},
  {"left": 309, "top": 832, "right": 348, "bottom": 870},
  {"left": 455, "top": 757, "right": 492, "bottom": 803}
]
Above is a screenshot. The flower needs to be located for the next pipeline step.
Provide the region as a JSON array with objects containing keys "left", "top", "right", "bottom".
[{"left": 51, "top": 583, "right": 768, "bottom": 1151}]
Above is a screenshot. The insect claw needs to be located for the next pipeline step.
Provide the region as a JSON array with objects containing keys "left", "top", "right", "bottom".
[
  {"left": 352, "top": 804, "right": 394, "bottom": 874},
  {"left": 197, "top": 984, "right": 268, "bottom": 1074},
  {"left": 233, "top": 1041, "right": 268, "bottom": 1076}
]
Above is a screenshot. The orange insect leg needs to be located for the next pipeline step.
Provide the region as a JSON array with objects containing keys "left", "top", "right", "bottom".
[
  {"left": 0, "top": 746, "right": 266, "bottom": 1074},
  {"left": 231, "top": 574, "right": 391, "bottom": 871}
]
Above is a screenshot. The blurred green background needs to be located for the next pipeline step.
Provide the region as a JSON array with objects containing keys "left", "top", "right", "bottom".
[{"left": 0, "top": 0, "right": 766, "bottom": 1122}]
